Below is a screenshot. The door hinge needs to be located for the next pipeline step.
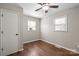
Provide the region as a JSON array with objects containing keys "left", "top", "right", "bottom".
[
  {"left": 1, "top": 14, "right": 3, "bottom": 17},
  {"left": 1, "top": 31, "right": 3, "bottom": 34},
  {"left": 1, "top": 48, "right": 3, "bottom": 51}
]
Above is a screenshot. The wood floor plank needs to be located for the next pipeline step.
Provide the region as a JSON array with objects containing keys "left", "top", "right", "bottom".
[{"left": 8, "top": 40, "right": 79, "bottom": 56}]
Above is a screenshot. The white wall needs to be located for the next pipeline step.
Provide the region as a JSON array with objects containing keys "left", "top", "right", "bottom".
[
  {"left": 41, "top": 5, "right": 79, "bottom": 52},
  {"left": 23, "top": 15, "right": 41, "bottom": 43}
]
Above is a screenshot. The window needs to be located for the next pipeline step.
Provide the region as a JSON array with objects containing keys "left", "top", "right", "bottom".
[
  {"left": 28, "top": 20, "right": 36, "bottom": 31},
  {"left": 54, "top": 16, "right": 67, "bottom": 31}
]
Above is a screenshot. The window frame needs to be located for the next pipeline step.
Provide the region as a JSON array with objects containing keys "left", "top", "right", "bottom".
[
  {"left": 54, "top": 16, "right": 68, "bottom": 32},
  {"left": 28, "top": 20, "right": 36, "bottom": 31}
]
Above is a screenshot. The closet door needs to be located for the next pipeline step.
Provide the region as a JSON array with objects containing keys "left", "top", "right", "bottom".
[{"left": 2, "top": 9, "right": 19, "bottom": 55}]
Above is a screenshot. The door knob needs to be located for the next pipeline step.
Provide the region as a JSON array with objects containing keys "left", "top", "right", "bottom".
[{"left": 16, "top": 34, "right": 19, "bottom": 35}]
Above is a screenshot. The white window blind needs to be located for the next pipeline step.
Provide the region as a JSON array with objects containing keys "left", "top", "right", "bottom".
[
  {"left": 28, "top": 20, "right": 36, "bottom": 31},
  {"left": 54, "top": 17, "right": 67, "bottom": 31}
]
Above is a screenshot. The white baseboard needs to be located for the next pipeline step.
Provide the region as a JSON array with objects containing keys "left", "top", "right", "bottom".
[
  {"left": 42, "top": 39, "right": 79, "bottom": 54},
  {"left": 23, "top": 39, "right": 41, "bottom": 44},
  {"left": 19, "top": 48, "right": 24, "bottom": 51}
]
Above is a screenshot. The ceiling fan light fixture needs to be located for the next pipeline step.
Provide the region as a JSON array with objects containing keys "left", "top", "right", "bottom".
[{"left": 42, "top": 5, "right": 49, "bottom": 10}]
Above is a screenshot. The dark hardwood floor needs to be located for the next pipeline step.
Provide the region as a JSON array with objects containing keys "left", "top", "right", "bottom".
[{"left": 9, "top": 40, "right": 79, "bottom": 56}]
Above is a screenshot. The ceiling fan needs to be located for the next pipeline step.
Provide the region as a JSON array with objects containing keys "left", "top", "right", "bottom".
[{"left": 35, "top": 3, "right": 59, "bottom": 13}]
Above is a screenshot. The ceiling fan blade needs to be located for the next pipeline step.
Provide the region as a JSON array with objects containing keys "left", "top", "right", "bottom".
[
  {"left": 38, "top": 3, "right": 43, "bottom": 5},
  {"left": 35, "top": 7, "right": 42, "bottom": 11},
  {"left": 38, "top": 3, "right": 46, "bottom": 6},
  {"left": 49, "top": 5, "right": 59, "bottom": 8},
  {"left": 45, "top": 10, "right": 48, "bottom": 13}
]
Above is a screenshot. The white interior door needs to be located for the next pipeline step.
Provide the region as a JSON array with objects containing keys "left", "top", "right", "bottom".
[{"left": 2, "top": 9, "right": 19, "bottom": 56}]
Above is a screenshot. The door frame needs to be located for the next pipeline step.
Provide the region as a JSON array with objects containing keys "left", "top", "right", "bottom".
[{"left": 0, "top": 8, "right": 3, "bottom": 56}]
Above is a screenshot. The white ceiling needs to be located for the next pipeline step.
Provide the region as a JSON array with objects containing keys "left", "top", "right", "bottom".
[{"left": 18, "top": 3, "right": 79, "bottom": 18}]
